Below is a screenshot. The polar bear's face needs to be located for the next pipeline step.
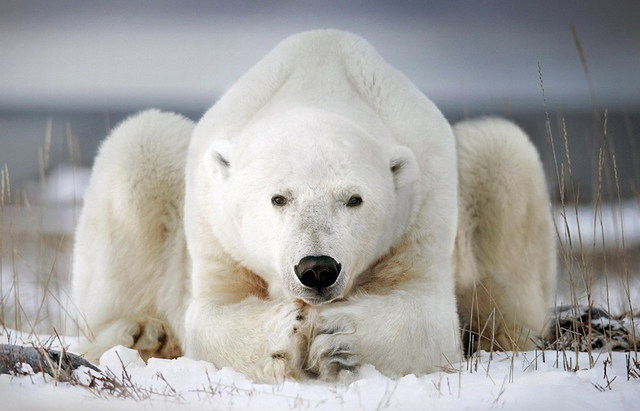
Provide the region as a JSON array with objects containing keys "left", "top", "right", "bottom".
[{"left": 206, "top": 109, "right": 418, "bottom": 304}]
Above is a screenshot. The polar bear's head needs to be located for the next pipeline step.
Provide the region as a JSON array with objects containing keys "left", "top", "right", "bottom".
[{"left": 204, "top": 108, "right": 418, "bottom": 304}]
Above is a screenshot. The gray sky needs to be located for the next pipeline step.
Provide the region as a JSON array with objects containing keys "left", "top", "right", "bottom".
[{"left": 1, "top": 0, "right": 639, "bottom": 113}]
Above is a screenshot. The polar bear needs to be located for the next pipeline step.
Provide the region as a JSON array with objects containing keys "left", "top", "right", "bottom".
[{"left": 72, "top": 30, "right": 556, "bottom": 382}]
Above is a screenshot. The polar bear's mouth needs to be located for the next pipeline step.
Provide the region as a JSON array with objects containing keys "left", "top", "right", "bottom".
[{"left": 295, "top": 291, "right": 342, "bottom": 306}]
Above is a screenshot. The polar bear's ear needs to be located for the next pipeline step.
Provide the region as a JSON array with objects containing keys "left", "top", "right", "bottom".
[
  {"left": 390, "top": 146, "right": 418, "bottom": 189},
  {"left": 207, "top": 139, "right": 233, "bottom": 178}
]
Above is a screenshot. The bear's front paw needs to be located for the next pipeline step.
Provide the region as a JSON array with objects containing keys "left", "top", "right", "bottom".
[
  {"left": 261, "top": 302, "right": 310, "bottom": 383},
  {"left": 129, "top": 318, "right": 182, "bottom": 360},
  {"left": 305, "top": 311, "right": 359, "bottom": 382}
]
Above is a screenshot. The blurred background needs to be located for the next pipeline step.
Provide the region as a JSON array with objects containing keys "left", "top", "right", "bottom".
[
  {"left": 0, "top": 0, "right": 639, "bottom": 332},
  {"left": 1, "top": 0, "right": 639, "bottom": 197}
]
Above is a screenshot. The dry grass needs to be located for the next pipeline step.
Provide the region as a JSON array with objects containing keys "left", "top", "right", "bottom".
[{"left": 542, "top": 28, "right": 638, "bottom": 363}]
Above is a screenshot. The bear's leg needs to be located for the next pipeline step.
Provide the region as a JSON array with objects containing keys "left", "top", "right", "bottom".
[
  {"left": 72, "top": 110, "right": 193, "bottom": 362},
  {"left": 304, "top": 276, "right": 462, "bottom": 381},
  {"left": 185, "top": 296, "right": 312, "bottom": 383},
  {"left": 453, "top": 118, "right": 556, "bottom": 353}
]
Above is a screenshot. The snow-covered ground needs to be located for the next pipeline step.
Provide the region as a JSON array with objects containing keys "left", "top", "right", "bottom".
[
  {"left": 1, "top": 165, "right": 640, "bottom": 410},
  {"left": 2, "top": 328, "right": 640, "bottom": 411}
]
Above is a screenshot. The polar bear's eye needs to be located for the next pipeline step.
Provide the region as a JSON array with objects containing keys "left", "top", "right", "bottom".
[
  {"left": 346, "top": 195, "right": 363, "bottom": 207},
  {"left": 271, "top": 195, "right": 288, "bottom": 207}
]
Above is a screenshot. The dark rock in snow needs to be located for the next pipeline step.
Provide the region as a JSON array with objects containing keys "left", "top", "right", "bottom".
[{"left": 0, "top": 344, "right": 99, "bottom": 381}]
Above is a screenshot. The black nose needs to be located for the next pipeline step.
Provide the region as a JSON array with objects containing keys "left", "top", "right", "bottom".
[{"left": 294, "top": 256, "right": 341, "bottom": 290}]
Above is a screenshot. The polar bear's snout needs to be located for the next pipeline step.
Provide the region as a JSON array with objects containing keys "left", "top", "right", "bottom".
[{"left": 294, "top": 255, "right": 341, "bottom": 290}]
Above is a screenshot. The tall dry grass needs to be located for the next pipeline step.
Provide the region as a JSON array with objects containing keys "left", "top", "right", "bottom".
[{"left": 0, "top": 118, "right": 84, "bottom": 339}]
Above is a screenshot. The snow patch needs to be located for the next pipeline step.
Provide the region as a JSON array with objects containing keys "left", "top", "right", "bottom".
[
  {"left": 554, "top": 200, "right": 640, "bottom": 249},
  {"left": 2, "top": 328, "right": 640, "bottom": 411}
]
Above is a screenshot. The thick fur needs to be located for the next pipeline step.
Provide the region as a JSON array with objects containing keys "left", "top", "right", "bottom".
[
  {"left": 453, "top": 118, "right": 556, "bottom": 352},
  {"left": 72, "top": 110, "right": 191, "bottom": 361},
  {"left": 72, "top": 30, "right": 556, "bottom": 382}
]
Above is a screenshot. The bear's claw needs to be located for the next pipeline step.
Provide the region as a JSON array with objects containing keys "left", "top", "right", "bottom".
[
  {"left": 304, "top": 312, "right": 360, "bottom": 381},
  {"left": 262, "top": 304, "right": 310, "bottom": 382},
  {"left": 129, "top": 318, "right": 182, "bottom": 360}
]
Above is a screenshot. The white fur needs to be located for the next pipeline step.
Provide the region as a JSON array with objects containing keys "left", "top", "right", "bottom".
[
  {"left": 453, "top": 117, "right": 556, "bottom": 351},
  {"left": 72, "top": 109, "right": 191, "bottom": 361},
  {"left": 72, "top": 30, "right": 555, "bottom": 382}
]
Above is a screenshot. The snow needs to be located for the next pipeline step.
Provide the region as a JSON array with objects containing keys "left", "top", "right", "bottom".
[
  {"left": 25, "top": 164, "right": 92, "bottom": 206},
  {"left": 2, "top": 330, "right": 639, "bottom": 410},
  {"left": 554, "top": 200, "right": 640, "bottom": 250}
]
